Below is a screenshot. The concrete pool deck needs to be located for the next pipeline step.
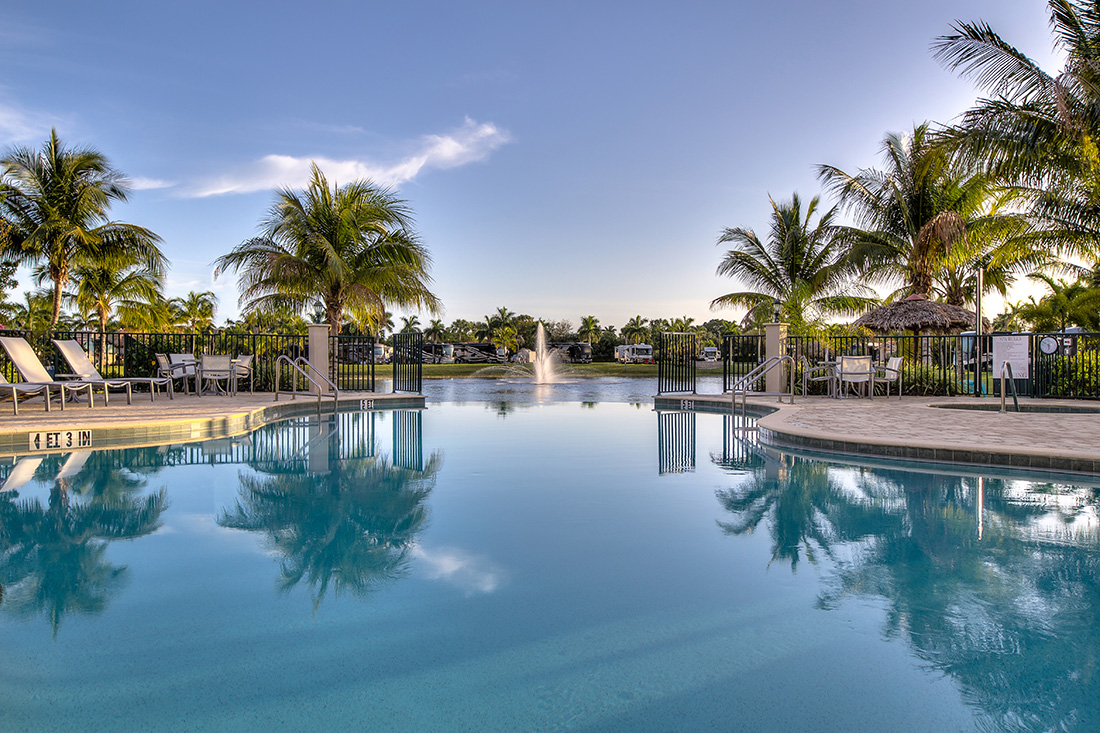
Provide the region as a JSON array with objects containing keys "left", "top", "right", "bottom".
[
  {"left": 0, "top": 391, "right": 423, "bottom": 456},
  {"left": 656, "top": 393, "right": 1100, "bottom": 476}
]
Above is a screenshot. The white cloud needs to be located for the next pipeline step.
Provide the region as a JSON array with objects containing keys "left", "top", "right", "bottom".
[
  {"left": 185, "top": 118, "right": 510, "bottom": 198},
  {"left": 410, "top": 543, "right": 506, "bottom": 596},
  {"left": 0, "top": 99, "right": 63, "bottom": 145},
  {"left": 131, "top": 176, "right": 176, "bottom": 190}
]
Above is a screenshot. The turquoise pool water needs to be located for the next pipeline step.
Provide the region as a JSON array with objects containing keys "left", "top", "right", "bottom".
[{"left": 1, "top": 400, "right": 1098, "bottom": 731}]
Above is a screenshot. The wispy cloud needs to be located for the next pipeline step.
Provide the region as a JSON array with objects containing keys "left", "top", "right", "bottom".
[
  {"left": 186, "top": 118, "right": 510, "bottom": 198},
  {"left": 130, "top": 176, "right": 176, "bottom": 190},
  {"left": 0, "top": 98, "right": 63, "bottom": 145}
]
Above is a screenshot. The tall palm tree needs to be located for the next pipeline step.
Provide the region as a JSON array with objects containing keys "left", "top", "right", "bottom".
[
  {"left": 578, "top": 315, "right": 600, "bottom": 344},
  {"left": 1015, "top": 273, "right": 1100, "bottom": 331},
  {"left": 492, "top": 325, "right": 519, "bottom": 355},
  {"left": 425, "top": 318, "right": 445, "bottom": 343},
  {"left": 491, "top": 306, "right": 515, "bottom": 330},
  {"left": 712, "top": 193, "right": 873, "bottom": 330},
  {"left": 400, "top": 314, "right": 421, "bottom": 333},
  {"left": 72, "top": 260, "right": 164, "bottom": 333},
  {"left": 169, "top": 290, "right": 218, "bottom": 332},
  {"left": 817, "top": 124, "right": 1037, "bottom": 306},
  {"left": 621, "top": 315, "right": 649, "bottom": 344},
  {"left": 213, "top": 164, "right": 440, "bottom": 335},
  {"left": 933, "top": 1, "right": 1100, "bottom": 258},
  {"left": 0, "top": 129, "right": 166, "bottom": 326}
]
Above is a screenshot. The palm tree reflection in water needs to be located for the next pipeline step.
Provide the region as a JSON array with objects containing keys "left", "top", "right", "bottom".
[
  {"left": 0, "top": 451, "right": 168, "bottom": 637},
  {"left": 218, "top": 411, "right": 440, "bottom": 608},
  {"left": 711, "top": 426, "right": 1100, "bottom": 730}
]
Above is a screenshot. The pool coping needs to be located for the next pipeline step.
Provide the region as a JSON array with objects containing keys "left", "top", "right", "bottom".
[
  {"left": 0, "top": 392, "right": 424, "bottom": 457},
  {"left": 654, "top": 393, "right": 1100, "bottom": 477}
]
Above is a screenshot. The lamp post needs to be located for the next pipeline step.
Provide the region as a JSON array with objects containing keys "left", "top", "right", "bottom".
[{"left": 772, "top": 298, "right": 782, "bottom": 324}]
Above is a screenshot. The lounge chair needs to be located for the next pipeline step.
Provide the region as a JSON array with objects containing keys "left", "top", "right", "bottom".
[
  {"left": 0, "top": 372, "right": 61, "bottom": 414},
  {"left": 0, "top": 336, "right": 100, "bottom": 407},
  {"left": 53, "top": 339, "right": 171, "bottom": 402}
]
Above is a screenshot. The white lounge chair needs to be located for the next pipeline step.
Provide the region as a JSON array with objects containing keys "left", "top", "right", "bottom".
[
  {"left": 0, "top": 336, "right": 101, "bottom": 407},
  {"left": 169, "top": 354, "right": 199, "bottom": 394},
  {"left": 53, "top": 339, "right": 172, "bottom": 402},
  {"left": 0, "top": 372, "right": 61, "bottom": 414}
]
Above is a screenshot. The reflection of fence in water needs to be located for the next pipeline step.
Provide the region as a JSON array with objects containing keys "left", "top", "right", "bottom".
[
  {"left": 712, "top": 413, "right": 767, "bottom": 471},
  {"left": 657, "top": 410, "right": 695, "bottom": 474},
  {"left": 392, "top": 410, "right": 423, "bottom": 471}
]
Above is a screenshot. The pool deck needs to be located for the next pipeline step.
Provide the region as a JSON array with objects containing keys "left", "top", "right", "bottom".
[
  {"left": 655, "top": 393, "right": 1100, "bottom": 476},
  {"left": 0, "top": 391, "right": 422, "bottom": 456}
]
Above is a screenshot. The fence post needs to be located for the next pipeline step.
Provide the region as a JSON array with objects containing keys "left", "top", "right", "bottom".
[
  {"left": 307, "top": 324, "right": 329, "bottom": 394},
  {"left": 764, "top": 321, "right": 788, "bottom": 393}
]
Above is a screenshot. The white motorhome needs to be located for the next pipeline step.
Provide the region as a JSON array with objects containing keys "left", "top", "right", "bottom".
[
  {"left": 615, "top": 343, "right": 654, "bottom": 364},
  {"left": 700, "top": 346, "right": 720, "bottom": 361}
]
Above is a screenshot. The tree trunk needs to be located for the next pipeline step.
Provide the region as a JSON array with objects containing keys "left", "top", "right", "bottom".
[{"left": 50, "top": 277, "right": 64, "bottom": 327}]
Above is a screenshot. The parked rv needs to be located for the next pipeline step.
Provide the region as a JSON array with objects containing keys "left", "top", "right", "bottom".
[
  {"left": 373, "top": 344, "right": 392, "bottom": 364},
  {"left": 550, "top": 342, "right": 592, "bottom": 364},
  {"left": 700, "top": 346, "right": 720, "bottom": 361},
  {"left": 452, "top": 342, "right": 506, "bottom": 364},
  {"left": 422, "top": 343, "right": 454, "bottom": 364},
  {"left": 615, "top": 343, "right": 654, "bottom": 364}
]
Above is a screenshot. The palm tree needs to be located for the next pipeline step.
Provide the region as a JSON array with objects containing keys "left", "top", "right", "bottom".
[
  {"left": 1015, "top": 273, "right": 1100, "bottom": 331},
  {"left": 8, "top": 290, "right": 54, "bottom": 335},
  {"left": 932, "top": 1, "right": 1100, "bottom": 257},
  {"left": 491, "top": 306, "right": 515, "bottom": 330},
  {"left": 578, "top": 315, "right": 600, "bottom": 344},
  {"left": 72, "top": 260, "right": 164, "bottom": 333},
  {"left": 621, "top": 315, "right": 649, "bottom": 344},
  {"left": 213, "top": 164, "right": 440, "bottom": 335},
  {"left": 712, "top": 193, "right": 874, "bottom": 331},
  {"left": 169, "top": 290, "right": 218, "bottom": 332},
  {"left": 400, "top": 314, "right": 421, "bottom": 333},
  {"left": 0, "top": 129, "right": 166, "bottom": 326},
  {"left": 425, "top": 318, "right": 445, "bottom": 343},
  {"left": 492, "top": 325, "right": 519, "bottom": 355},
  {"left": 817, "top": 124, "right": 1037, "bottom": 307},
  {"left": 474, "top": 315, "right": 495, "bottom": 343}
]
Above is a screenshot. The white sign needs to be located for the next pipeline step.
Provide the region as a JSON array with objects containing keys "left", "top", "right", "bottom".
[
  {"left": 29, "top": 429, "right": 92, "bottom": 451},
  {"left": 992, "top": 335, "right": 1029, "bottom": 379}
]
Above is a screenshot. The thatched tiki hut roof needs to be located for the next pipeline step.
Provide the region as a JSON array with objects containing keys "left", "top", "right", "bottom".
[{"left": 854, "top": 294, "right": 990, "bottom": 334}]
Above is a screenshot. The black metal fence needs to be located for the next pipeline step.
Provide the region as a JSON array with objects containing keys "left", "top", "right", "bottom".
[
  {"left": 657, "top": 332, "right": 696, "bottom": 394},
  {"left": 330, "top": 333, "right": 376, "bottom": 392},
  {"left": 392, "top": 332, "right": 424, "bottom": 394},
  {"left": 720, "top": 331, "right": 1100, "bottom": 399},
  {"left": 722, "top": 334, "right": 765, "bottom": 392},
  {"left": 656, "top": 410, "right": 695, "bottom": 474}
]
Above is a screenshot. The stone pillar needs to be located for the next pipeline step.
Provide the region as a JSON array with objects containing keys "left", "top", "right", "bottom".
[
  {"left": 307, "top": 324, "right": 329, "bottom": 394},
  {"left": 764, "top": 321, "right": 788, "bottom": 394}
]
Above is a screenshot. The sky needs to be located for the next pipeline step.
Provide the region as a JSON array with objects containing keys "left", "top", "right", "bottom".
[{"left": 0, "top": 0, "right": 1062, "bottom": 331}]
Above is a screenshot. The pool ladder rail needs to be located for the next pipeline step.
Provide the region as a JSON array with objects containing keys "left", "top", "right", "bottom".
[
  {"left": 1000, "top": 361, "right": 1021, "bottom": 413},
  {"left": 274, "top": 355, "right": 340, "bottom": 413},
  {"left": 728, "top": 355, "right": 797, "bottom": 416}
]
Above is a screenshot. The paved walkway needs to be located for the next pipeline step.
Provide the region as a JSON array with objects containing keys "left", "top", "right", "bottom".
[{"left": 744, "top": 395, "right": 1100, "bottom": 475}]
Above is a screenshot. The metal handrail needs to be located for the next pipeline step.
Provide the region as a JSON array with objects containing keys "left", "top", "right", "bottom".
[
  {"left": 728, "top": 355, "right": 796, "bottom": 415},
  {"left": 1000, "top": 361, "right": 1020, "bottom": 413},
  {"left": 274, "top": 355, "right": 339, "bottom": 413}
]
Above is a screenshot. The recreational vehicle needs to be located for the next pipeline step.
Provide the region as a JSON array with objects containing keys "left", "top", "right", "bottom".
[{"left": 615, "top": 343, "right": 654, "bottom": 364}]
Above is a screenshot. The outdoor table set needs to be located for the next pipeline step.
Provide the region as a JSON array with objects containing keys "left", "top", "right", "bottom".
[
  {"left": 803, "top": 355, "right": 903, "bottom": 399},
  {"left": 155, "top": 353, "right": 254, "bottom": 397}
]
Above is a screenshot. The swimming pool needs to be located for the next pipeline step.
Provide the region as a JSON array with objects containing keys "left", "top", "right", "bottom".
[{"left": 0, "top": 396, "right": 1097, "bottom": 731}]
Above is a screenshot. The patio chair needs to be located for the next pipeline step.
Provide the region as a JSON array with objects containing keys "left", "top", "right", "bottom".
[
  {"left": 0, "top": 336, "right": 100, "bottom": 407},
  {"left": 0, "top": 372, "right": 61, "bottom": 415},
  {"left": 837, "top": 355, "right": 874, "bottom": 399},
  {"left": 168, "top": 354, "right": 199, "bottom": 394},
  {"left": 873, "top": 357, "right": 904, "bottom": 399},
  {"left": 53, "top": 339, "right": 172, "bottom": 402},
  {"left": 198, "top": 354, "right": 234, "bottom": 396},
  {"left": 801, "top": 356, "right": 837, "bottom": 398},
  {"left": 232, "top": 354, "right": 254, "bottom": 395}
]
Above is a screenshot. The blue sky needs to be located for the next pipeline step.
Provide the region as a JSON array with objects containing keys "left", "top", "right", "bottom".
[{"left": 0, "top": 1, "right": 1059, "bottom": 330}]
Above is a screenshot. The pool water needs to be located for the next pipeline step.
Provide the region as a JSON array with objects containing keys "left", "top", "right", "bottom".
[{"left": 1, "top": 399, "right": 1098, "bottom": 731}]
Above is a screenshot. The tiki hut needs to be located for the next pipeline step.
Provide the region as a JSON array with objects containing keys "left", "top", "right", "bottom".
[{"left": 854, "top": 294, "right": 989, "bottom": 334}]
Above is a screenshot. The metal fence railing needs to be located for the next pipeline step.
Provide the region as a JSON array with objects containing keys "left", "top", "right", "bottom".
[
  {"left": 392, "top": 332, "right": 424, "bottom": 394},
  {"left": 722, "top": 334, "right": 765, "bottom": 393},
  {"left": 330, "top": 333, "right": 376, "bottom": 392},
  {"left": 657, "top": 332, "right": 697, "bottom": 394}
]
